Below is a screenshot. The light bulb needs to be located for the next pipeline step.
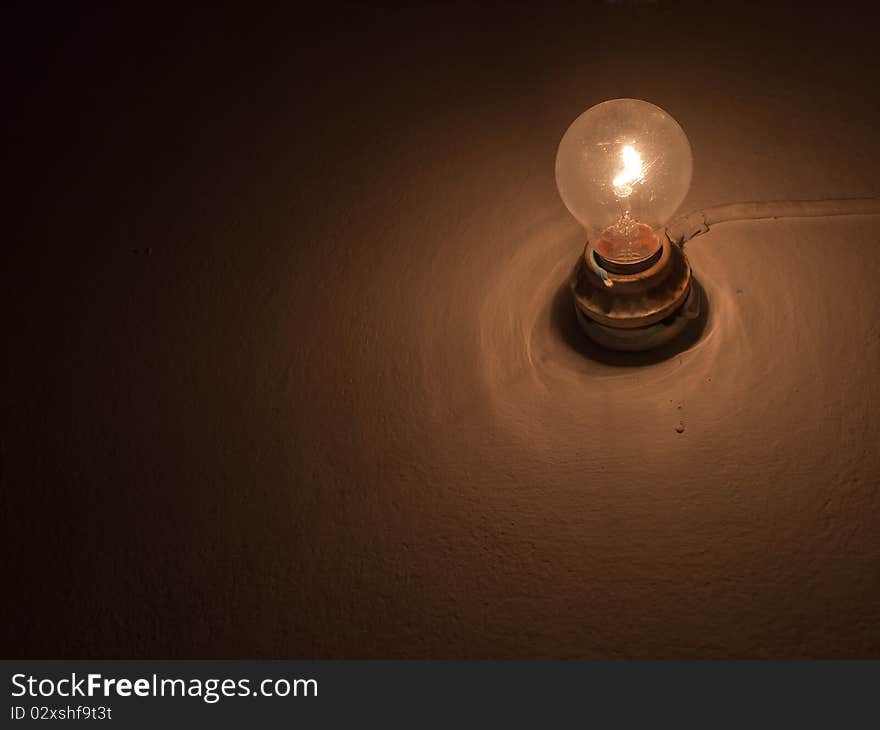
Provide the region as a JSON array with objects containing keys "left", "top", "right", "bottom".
[
  {"left": 555, "top": 99, "right": 692, "bottom": 268},
  {"left": 559, "top": 99, "right": 702, "bottom": 352}
]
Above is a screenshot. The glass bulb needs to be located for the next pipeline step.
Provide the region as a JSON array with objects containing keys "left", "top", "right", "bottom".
[{"left": 555, "top": 99, "right": 692, "bottom": 266}]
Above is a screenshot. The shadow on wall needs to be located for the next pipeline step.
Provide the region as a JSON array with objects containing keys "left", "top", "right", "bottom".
[{"left": 550, "top": 278, "right": 711, "bottom": 367}]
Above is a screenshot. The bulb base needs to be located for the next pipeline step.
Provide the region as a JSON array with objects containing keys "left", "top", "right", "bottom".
[{"left": 570, "top": 237, "right": 700, "bottom": 351}]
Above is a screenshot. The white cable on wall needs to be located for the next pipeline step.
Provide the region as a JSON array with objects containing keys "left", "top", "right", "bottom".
[{"left": 665, "top": 198, "right": 880, "bottom": 247}]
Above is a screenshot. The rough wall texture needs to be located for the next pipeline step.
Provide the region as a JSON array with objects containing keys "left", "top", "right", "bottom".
[{"left": 5, "top": 2, "right": 880, "bottom": 657}]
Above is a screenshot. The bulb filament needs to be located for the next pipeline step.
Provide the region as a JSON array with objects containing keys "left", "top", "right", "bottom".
[{"left": 612, "top": 145, "right": 644, "bottom": 197}]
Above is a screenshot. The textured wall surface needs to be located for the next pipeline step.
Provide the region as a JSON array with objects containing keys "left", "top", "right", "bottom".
[{"left": 5, "top": 2, "right": 880, "bottom": 657}]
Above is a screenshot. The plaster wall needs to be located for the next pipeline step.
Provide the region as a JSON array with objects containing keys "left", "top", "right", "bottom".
[{"left": 5, "top": 2, "right": 880, "bottom": 657}]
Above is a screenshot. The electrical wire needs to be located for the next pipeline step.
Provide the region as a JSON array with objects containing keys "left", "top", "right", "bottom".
[{"left": 664, "top": 197, "right": 880, "bottom": 247}]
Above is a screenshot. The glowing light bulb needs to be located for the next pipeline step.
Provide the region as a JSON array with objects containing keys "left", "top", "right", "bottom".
[{"left": 555, "top": 99, "right": 692, "bottom": 267}]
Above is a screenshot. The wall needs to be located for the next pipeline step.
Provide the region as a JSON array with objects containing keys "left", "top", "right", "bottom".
[{"left": 5, "top": 2, "right": 880, "bottom": 657}]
